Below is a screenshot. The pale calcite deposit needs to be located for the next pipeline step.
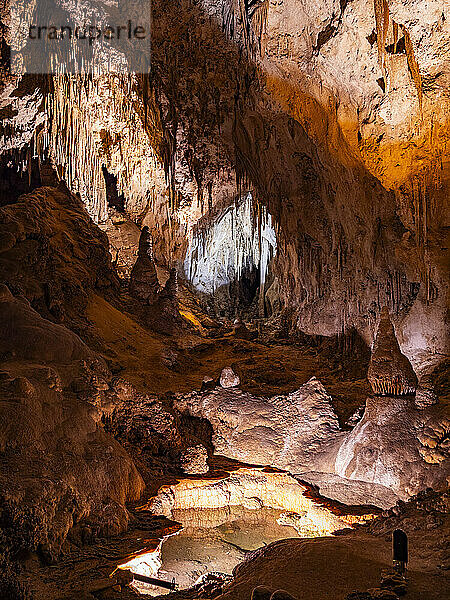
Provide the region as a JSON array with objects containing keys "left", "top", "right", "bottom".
[
  {"left": 333, "top": 394, "right": 449, "bottom": 498},
  {"left": 145, "top": 467, "right": 376, "bottom": 533},
  {"left": 175, "top": 377, "right": 342, "bottom": 471},
  {"left": 175, "top": 376, "right": 449, "bottom": 500}
]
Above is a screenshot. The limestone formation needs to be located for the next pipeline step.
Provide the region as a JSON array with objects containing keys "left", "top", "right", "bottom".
[
  {"left": 415, "top": 386, "right": 438, "bottom": 409},
  {"left": 0, "top": 286, "right": 144, "bottom": 559},
  {"left": 220, "top": 366, "right": 240, "bottom": 388},
  {"left": 1, "top": 0, "right": 449, "bottom": 366},
  {"left": 368, "top": 307, "right": 418, "bottom": 396},
  {"left": 145, "top": 267, "right": 183, "bottom": 335},
  {"left": 333, "top": 394, "right": 449, "bottom": 498},
  {"left": 175, "top": 377, "right": 341, "bottom": 471},
  {"left": 0, "top": 185, "right": 118, "bottom": 319},
  {"left": 179, "top": 444, "right": 209, "bottom": 475},
  {"left": 158, "top": 267, "right": 179, "bottom": 309},
  {"left": 233, "top": 319, "right": 257, "bottom": 340},
  {"left": 175, "top": 373, "right": 448, "bottom": 499},
  {"left": 145, "top": 467, "right": 372, "bottom": 530},
  {"left": 415, "top": 371, "right": 439, "bottom": 409},
  {"left": 0, "top": 1, "right": 448, "bottom": 597},
  {"left": 129, "top": 226, "right": 160, "bottom": 304}
]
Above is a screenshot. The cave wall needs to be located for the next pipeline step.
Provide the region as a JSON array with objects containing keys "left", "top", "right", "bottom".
[{"left": 0, "top": 0, "right": 448, "bottom": 366}]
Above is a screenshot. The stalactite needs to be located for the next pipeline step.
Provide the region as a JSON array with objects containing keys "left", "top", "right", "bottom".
[
  {"left": 392, "top": 21, "right": 399, "bottom": 54},
  {"left": 184, "top": 193, "right": 276, "bottom": 295},
  {"left": 222, "top": 0, "right": 269, "bottom": 58},
  {"left": 400, "top": 24, "right": 423, "bottom": 112},
  {"left": 373, "top": 0, "right": 389, "bottom": 75},
  {"left": 47, "top": 73, "right": 169, "bottom": 223}
]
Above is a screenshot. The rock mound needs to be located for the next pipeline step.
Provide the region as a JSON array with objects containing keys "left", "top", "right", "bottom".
[
  {"left": 175, "top": 377, "right": 341, "bottom": 472},
  {"left": 368, "top": 307, "right": 418, "bottom": 396},
  {"left": 180, "top": 444, "right": 209, "bottom": 474}
]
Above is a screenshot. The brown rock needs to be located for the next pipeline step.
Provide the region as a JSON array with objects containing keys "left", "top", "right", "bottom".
[
  {"left": 368, "top": 307, "right": 418, "bottom": 396},
  {"left": 251, "top": 586, "right": 273, "bottom": 600},
  {"left": 270, "top": 591, "right": 298, "bottom": 600},
  {"left": 129, "top": 226, "right": 160, "bottom": 304},
  {"left": 415, "top": 386, "right": 438, "bottom": 409},
  {"left": 233, "top": 319, "right": 257, "bottom": 340},
  {"left": 367, "top": 588, "right": 399, "bottom": 599},
  {"left": 144, "top": 267, "right": 183, "bottom": 335}
]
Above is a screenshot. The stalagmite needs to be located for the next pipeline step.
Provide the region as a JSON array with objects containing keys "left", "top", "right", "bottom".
[
  {"left": 160, "top": 267, "right": 179, "bottom": 303},
  {"left": 129, "top": 226, "right": 160, "bottom": 304},
  {"left": 367, "top": 307, "right": 418, "bottom": 396}
]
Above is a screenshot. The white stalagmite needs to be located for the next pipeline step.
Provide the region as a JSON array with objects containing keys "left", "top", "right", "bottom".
[{"left": 184, "top": 193, "right": 276, "bottom": 295}]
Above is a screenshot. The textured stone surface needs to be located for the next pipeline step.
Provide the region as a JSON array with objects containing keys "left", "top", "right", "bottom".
[
  {"left": 145, "top": 467, "right": 372, "bottom": 531},
  {"left": 0, "top": 183, "right": 119, "bottom": 319},
  {"left": 129, "top": 226, "right": 160, "bottom": 304},
  {"left": 180, "top": 444, "right": 210, "bottom": 475},
  {"left": 176, "top": 375, "right": 448, "bottom": 499},
  {"left": 333, "top": 395, "right": 449, "bottom": 498},
  {"left": 368, "top": 307, "right": 418, "bottom": 396},
  {"left": 176, "top": 377, "right": 342, "bottom": 471},
  {"left": 218, "top": 530, "right": 447, "bottom": 600},
  {"left": 1, "top": 0, "right": 448, "bottom": 371},
  {"left": 0, "top": 286, "right": 144, "bottom": 559},
  {"left": 0, "top": 3, "right": 448, "bottom": 597},
  {"left": 220, "top": 366, "right": 241, "bottom": 388}
]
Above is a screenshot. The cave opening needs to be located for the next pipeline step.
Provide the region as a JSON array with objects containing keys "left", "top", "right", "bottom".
[
  {"left": 0, "top": 152, "right": 41, "bottom": 206},
  {"left": 184, "top": 193, "right": 277, "bottom": 319},
  {"left": 102, "top": 165, "right": 126, "bottom": 213}
]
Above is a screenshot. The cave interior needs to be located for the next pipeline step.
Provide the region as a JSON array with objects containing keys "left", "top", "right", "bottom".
[{"left": 0, "top": 1, "right": 449, "bottom": 600}]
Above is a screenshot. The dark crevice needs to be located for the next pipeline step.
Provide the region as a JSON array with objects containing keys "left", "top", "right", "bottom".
[
  {"left": 315, "top": 24, "right": 337, "bottom": 53},
  {"left": 367, "top": 30, "right": 377, "bottom": 46},
  {"left": 376, "top": 77, "right": 386, "bottom": 92},
  {"left": 313, "top": 0, "right": 352, "bottom": 54},
  {"left": 386, "top": 36, "right": 406, "bottom": 54},
  {"left": 102, "top": 166, "right": 126, "bottom": 212},
  {"left": 0, "top": 153, "right": 41, "bottom": 206}
]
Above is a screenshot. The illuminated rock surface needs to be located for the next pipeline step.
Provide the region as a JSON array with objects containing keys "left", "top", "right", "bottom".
[
  {"left": 0, "top": 0, "right": 448, "bottom": 598},
  {"left": 176, "top": 377, "right": 449, "bottom": 499},
  {"left": 333, "top": 394, "right": 449, "bottom": 498},
  {"left": 175, "top": 377, "right": 342, "bottom": 470},
  {"left": 1, "top": 0, "right": 448, "bottom": 362},
  {"left": 180, "top": 444, "right": 210, "bottom": 475},
  {"left": 220, "top": 366, "right": 241, "bottom": 389},
  {"left": 368, "top": 306, "right": 418, "bottom": 396}
]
